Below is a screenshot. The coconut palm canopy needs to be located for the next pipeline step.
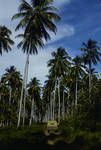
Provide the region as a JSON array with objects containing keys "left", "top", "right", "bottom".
[
  {"left": 0, "top": 26, "right": 14, "bottom": 55},
  {"left": 12, "top": 0, "right": 60, "bottom": 54}
]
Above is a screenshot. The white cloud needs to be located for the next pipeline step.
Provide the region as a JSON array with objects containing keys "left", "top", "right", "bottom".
[
  {"left": 46, "top": 24, "right": 75, "bottom": 44},
  {"left": 54, "top": 0, "right": 71, "bottom": 8}
]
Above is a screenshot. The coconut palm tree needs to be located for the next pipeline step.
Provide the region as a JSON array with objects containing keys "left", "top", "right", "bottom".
[
  {"left": 60, "top": 76, "right": 69, "bottom": 120},
  {"left": 81, "top": 39, "right": 101, "bottom": 99},
  {"left": 12, "top": 0, "right": 60, "bottom": 40},
  {"left": 12, "top": 0, "right": 60, "bottom": 127},
  {"left": 16, "top": 33, "right": 44, "bottom": 126},
  {"left": 1, "top": 66, "right": 22, "bottom": 105},
  {"left": 27, "top": 77, "right": 41, "bottom": 125},
  {"left": 0, "top": 25, "right": 14, "bottom": 55},
  {"left": 1, "top": 66, "right": 22, "bottom": 125},
  {"left": 71, "top": 56, "right": 85, "bottom": 107},
  {"left": 43, "top": 75, "right": 55, "bottom": 121},
  {"left": 48, "top": 47, "right": 71, "bottom": 122}
]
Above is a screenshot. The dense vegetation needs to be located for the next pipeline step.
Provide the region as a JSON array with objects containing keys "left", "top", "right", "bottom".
[
  {"left": 0, "top": 125, "right": 101, "bottom": 150},
  {"left": 0, "top": 45, "right": 101, "bottom": 131}
]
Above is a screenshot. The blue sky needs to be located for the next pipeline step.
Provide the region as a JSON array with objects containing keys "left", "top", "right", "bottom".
[{"left": 0, "top": 0, "right": 101, "bottom": 84}]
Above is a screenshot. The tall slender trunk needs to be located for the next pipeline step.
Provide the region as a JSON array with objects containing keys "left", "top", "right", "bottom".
[
  {"left": 29, "top": 97, "right": 34, "bottom": 126},
  {"left": 52, "top": 97, "right": 54, "bottom": 120},
  {"left": 75, "top": 77, "right": 78, "bottom": 107},
  {"left": 62, "top": 89, "right": 65, "bottom": 120},
  {"left": 17, "top": 79, "right": 24, "bottom": 128},
  {"left": 50, "top": 92, "right": 53, "bottom": 120},
  {"left": 9, "top": 86, "right": 12, "bottom": 105},
  {"left": 34, "top": 104, "right": 36, "bottom": 122},
  {"left": 52, "top": 94, "right": 54, "bottom": 120},
  {"left": 47, "top": 103, "right": 50, "bottom": 121},
  {"left": 47, "top": 96, "right": 50, "bottom": 120},
  {"left": 17, "top": 53, "right": 29, "bottom": 128},
  {"left": 58, "top": 78, "right": 61, "bottom": 123},
  {"left": 89, "top": 62, "right": 92, "bottom": 101},
  {"left": 46, "top": 97, "right": 50, "bottom": 121},
  {"left": 53, "top": 81, "right": 56, "bottom": 120},
  {"left": 23, "top": 54, "right": 29, "bottom": 126}
]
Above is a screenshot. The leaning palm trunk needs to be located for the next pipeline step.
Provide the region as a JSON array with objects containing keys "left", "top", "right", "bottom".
[
  {"left": 29, "top": 97, "right": 35, "bottom": 126},
  {"left": 58, "top": 78, "right": 61, "bottom": 123},
  {"left": 17, "top": 53, "right": 29, "bottom": 128}
]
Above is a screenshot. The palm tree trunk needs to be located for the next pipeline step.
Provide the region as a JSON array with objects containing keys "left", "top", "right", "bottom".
[
  {"left": 53, "top": 81, "right": 56, "bottom": 120},
  {"left": 29, "top": 97, "right": 34, "bottom": 126},
  {"left": 52, "top": 92, "right": 54, "bottom": 120},
  {"left": 17, "top": 80, "right": 24, "bottom": 128},
  {"left": 17, "top": 53, "right": 29, "bottom": 128},
  {"left": 89, "top": 62, "right": 92, "bottom": 101},
  {"left": 48, "top": 96, "right": 50, "bottom": 121},
  {"left": 9, "top": 87, "right": 12, "bottom": 105},
  {"left": 23, "top": 54, "right": 29, "bottom": 126},
  {"left": 58, "top": 78, "right": 61, "bottom": 123},
  {"left": 50, "top": 92, "right": 53, "bottom": 120},
  {"left": 75, "top": 77, "right": 78, "bottom": 107},
  {"left": 62, "top": 89, "right": 65, "bottom": 120},
  {"left": 47, "top": 108, "right": 48, "bottom": 122}
]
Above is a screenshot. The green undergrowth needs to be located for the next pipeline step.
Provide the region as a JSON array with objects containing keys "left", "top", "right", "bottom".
[
  {"left": 58, "top": 120, "right": 101, "bottom": 149},
  {"left": 0, "top": 123, "right": 101, "bottom": 150},
  {"left": 0, "top": 123, "right": 45, "bottom": 142}
]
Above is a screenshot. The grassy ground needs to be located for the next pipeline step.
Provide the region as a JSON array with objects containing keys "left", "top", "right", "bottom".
[{"left": 0, "top": 123, "right": 101, "bottom": 150}]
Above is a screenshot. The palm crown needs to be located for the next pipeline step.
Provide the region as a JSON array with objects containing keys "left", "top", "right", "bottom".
[
  {"left": 12, "top": 0, "right": 60, "bottom": 47},
  {"left": 1, "top": 66, "right": 22, "bottom": 89},
  {"left": 0, "top": 26, "right": 14, "bottom": 55},
  {"left": 81, "top": 39, "right": 101, "bottom": 67},
  {"left": 48, "top": 47, "right": 71, "bottom": 78}
]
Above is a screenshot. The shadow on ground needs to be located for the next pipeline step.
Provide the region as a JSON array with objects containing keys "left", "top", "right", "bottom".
[{"left": 0, "top": 132, "right": 101, "bottom": 150}]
